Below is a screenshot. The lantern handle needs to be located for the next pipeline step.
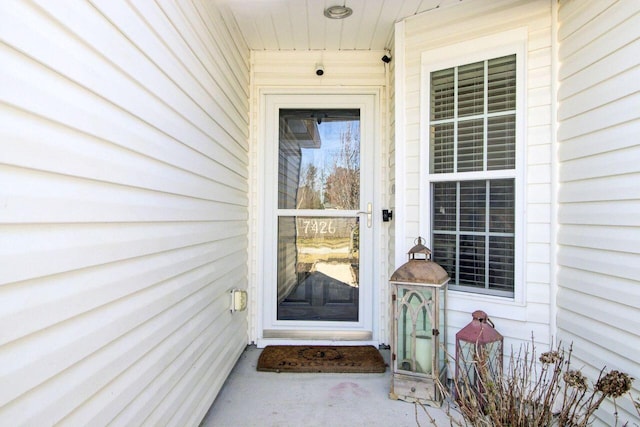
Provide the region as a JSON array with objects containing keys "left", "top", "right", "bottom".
[{"left": 472, "top": 310, "right": 495, "bottom": 328}]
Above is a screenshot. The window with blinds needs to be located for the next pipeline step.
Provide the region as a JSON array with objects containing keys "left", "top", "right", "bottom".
[{"left": 429, "top": 55, "right": 517, "bottom": 297}]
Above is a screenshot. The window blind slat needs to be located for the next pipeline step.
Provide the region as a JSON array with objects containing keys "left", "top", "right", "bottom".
[
  {"left": 431, "top": 68, "right": 455, "bottom": 120},
  {"left": 490, "top": 179, "right": 515, "bottom": 233},
  {"left": 460, "top": 180, "right": 486, "bottom": 232},
  {"left": 488, "top": 55, "right": 516, "bottom": 113},
  {"left": 431, "top": 123, "right": 454, "bottom": 173},
  {"left": 488, "top": 236, "right": 514, "bottom": 291},
  {"left": 457, "top": 119, "right": 483, "bottom": 172},
  {"left": 459, "top": 234, "right": 485, "bottom": 287},
  {"left": 433, "top": 182, "right": 457, "bottom": 231},
  {"left": 433, "top": 233, "right": 457, "bottom": 282},
  {"left": 487, "top": 115, "right": 515, "bottom": 170},
  {"left": 458, "top": 61, "right": 484, "bottom": 117}
]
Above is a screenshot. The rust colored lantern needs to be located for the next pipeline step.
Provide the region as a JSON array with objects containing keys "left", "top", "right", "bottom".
[
  {"left": 455, "top": 310, "right": 503, "bottom": 401},
  {"left": 389, "top": 237, "right": 449, "bottom": 406}
]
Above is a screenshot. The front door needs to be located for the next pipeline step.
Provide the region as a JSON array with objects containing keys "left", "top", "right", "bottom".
[{"left": 261, "top": 93, "right": 377, "bottom": 342}]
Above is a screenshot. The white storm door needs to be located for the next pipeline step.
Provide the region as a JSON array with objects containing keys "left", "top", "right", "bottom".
[{"left": 261, "top": 93, "right": 377, "bottom": 342}]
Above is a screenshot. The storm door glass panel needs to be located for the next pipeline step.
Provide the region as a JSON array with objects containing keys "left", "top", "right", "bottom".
[{"left": 277, "top": 109, "right": 361, "bottom": 322}]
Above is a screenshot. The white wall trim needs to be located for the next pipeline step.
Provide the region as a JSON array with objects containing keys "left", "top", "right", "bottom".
[
  {"left": 549, "top": 0, "right": 560, "bottom": 343},
  {"left": 393, "top": 20, "right": 407, "bottom": 269}
]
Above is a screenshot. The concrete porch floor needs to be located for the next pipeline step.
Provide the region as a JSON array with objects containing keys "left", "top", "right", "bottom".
[{"left": 200, "top": 345, "right": 455, "bottom": 427}]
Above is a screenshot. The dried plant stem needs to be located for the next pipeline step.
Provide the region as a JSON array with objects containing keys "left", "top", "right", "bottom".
[{"left": 432, "top": 338, "right": 634, "bottom": 427}]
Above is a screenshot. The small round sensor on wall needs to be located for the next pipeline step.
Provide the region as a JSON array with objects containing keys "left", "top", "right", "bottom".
[{"left": 315, "top": 64, "right": 324, "bottom": 76}]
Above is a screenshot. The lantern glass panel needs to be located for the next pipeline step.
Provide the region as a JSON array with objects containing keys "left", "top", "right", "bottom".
[
  {"left": 457, "top": 340, "right": 503, "bottom": 396},
  {"left": 457, "top": 341, "right": 479, "bottom": 389},
  {"left": 396, "top": 287, "right": 434, "bottom": 375},
  {"left": 483, "top": 341, "right": 503, "bottom": 380}
]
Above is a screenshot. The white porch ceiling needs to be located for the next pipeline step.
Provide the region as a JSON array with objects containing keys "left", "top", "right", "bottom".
[{"left": 218, "top": 0, "right": 465, "bottom": 51}]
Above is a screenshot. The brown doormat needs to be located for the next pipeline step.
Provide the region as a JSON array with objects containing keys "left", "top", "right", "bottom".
[{"left": 257, "top": 345, "right": 386, "bottom": 373}]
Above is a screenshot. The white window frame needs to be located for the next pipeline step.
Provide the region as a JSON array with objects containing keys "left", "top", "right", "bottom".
[{"left": 420, "top": 28, "right": 527, "bottom": 305}]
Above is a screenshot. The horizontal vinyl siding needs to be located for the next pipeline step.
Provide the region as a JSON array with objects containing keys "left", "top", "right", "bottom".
[
  {"left": 0, "top": 1, "right": 249, "bottom": 425},
  {"left": 400, "top": 0, "right": 553, "bottom": 351},
  {"left": 557, "top": 0, "right": 640, "bottom": 425}
]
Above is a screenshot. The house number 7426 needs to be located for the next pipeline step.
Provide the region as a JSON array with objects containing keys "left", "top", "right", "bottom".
[{"left": 301, "top": 219, "right": 336, "bottom": 234}]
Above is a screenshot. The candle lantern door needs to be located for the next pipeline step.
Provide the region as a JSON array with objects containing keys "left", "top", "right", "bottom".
[
  {"left": 455, "top": 310, "right": 503, "bottom": 403},
  {"left": 389, "top": 238, "right": 449, "bottom": 406}
]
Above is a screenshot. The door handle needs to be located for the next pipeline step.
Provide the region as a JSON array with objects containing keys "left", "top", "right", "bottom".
[{"left": 357, "top": 202, "right": 372, "bottom": 228}]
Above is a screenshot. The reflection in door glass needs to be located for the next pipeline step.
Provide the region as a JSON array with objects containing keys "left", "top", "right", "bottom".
[
  {"left": 277, "top": 216, "right": 359, "bottom": 321},
  {"left": 277, "top": 108, "right": 361, "bottom": 322},
  {"left": 278, "top": 109, "right": 360, "bottom": 210}
]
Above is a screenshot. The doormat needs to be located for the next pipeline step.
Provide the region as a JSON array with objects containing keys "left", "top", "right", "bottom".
[{"left": 257, "top": 345, "right": 386, "bottom": 373}]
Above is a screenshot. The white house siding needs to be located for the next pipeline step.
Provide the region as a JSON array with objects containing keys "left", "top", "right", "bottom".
[
  {"left": 0, "top": 1, "right": 249, "bottom": 425},
  {"left": 557, "top": 0, "right": 640, "bottom": 424},
  {"left": 397, "top": 0, "right": 554, "bottom": 352},
  {"left": 248, "top": 50, "right": 391, "bottom": 342}
]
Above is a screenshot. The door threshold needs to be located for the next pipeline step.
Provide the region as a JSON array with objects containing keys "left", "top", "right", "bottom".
[
  {"left": 258, "top": 330, "right": 376, "bottom": 348},
  {"left": 262, "top": 329, "right": 372, "bottom": 340},
  {"left": 256, "top": 338, "right": 379, "bottom": 349}
]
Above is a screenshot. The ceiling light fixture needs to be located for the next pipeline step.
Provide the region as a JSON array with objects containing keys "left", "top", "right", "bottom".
[{"left": 324, "top": 5, "right": 353, "bottom": 19}]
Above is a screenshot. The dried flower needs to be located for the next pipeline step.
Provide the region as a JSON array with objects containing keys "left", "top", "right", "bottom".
[
  {"left": 539, "top": 350, "right": 562, "bottom": 364},
  {"left": 595, "top": 370, "right": 633, "bottom": 398},
  {"left": 563, "top": 369, "right": 587, "bottom": 391}
]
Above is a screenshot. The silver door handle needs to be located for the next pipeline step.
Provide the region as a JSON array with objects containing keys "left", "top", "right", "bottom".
[{"left": 357, "top": 202, "right": 372, "bottom": 228}]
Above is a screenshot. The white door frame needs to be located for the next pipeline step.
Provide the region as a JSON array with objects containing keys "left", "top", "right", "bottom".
[{"left": 255, "top": 88, "right": 381, "bottom": 347}]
